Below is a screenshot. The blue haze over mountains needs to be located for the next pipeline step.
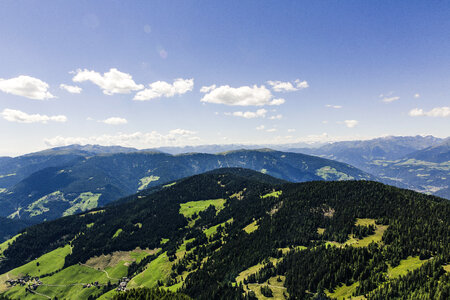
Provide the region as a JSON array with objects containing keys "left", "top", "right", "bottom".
[{"left": 0, "top": 135, "right": 448, "bottom": 241}]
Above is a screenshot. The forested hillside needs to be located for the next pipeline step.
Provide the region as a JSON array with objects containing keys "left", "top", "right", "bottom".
[
  {"left": 0, "top": 148, "right": 373, "bottom": 237},
  {"left": 0, "top": 168, "right": 448, "bottom": 299}
]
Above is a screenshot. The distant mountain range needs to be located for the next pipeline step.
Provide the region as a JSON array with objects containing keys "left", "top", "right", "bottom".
[
  {"left": 286, "top": 136, "right": 449, "bottom": 199},
  {"left": 0, "top": 135, "right": 448, "bottom": 241},
  {"left": 0, "top": 148, "right": 373, "bottom": 235}
]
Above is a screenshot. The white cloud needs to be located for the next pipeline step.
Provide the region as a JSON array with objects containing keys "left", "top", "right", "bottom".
[
  {"left": 266, "top": 128, "right": 277, "bottom": 132},
  {"left": 267, "top": 79, "right": 309, "bottom": 92},
  {"left": 379, "top": 92, "right": 400, "bottom": 103},
  {"left": 409, "top": 108, "right": 424, "bottom": 117},
  {"left": 101, "top": 117, "right": 128, "bottom": 125},
  {"left": 382, "top": 96, "right": 400, "bottom": 103},
  {"left": 201, "top": 85, "right": 284, "bottom": 106},
  {"left": 269, "top": 98, "right": 285, "bottom": 106},
  {"left": 60, "top": 84, "right": 82, "bottom": 94},
  {"left": 343, "top": 120, "right": 359, "bottom": 128},
  {"left": 256, "top": 125, "right": 265, "bottom": 130},
  {"left": 267, "top": 81, "right": 296, "bottom": 92},
  {"left": 227, "top": 108, "right": 267, "bottom": 119},
  {"left": 414, "top": 93, "right": 420, "bottom": 98},
  {"left": 326, "top": 104, "right": 342, "bottom": 109},
  {"left": 1, "top": 108, "right": 67, "bottom": 124},
  {"left": 269, "top": 114, "right": 282, "bottom": 120},
  {"left": 294, "top": 79, "right": 309, "bottom": 89},
  {"left": 134, "top": 78, "right": 194, "bottom": 101},
  {"left": 200, "top": 84, "right": 216, "bottom": 93},
  {"left": 144, "top": 24, "right": 151, "bottom": 34},
  {"left": 44, "top": 129, "right": 199, "bottom": 148},
  {"left": 72, "top": 68, "right": 144, "bottom": 95},
  {"left": 287, "top": 128, "right": 296, "bottom": 132},
  {"left": 409, "top": 107, "right": 450, "bottom": 117},
  {"left": 0, "top": 75, "right": 55, "bottom": 100}
]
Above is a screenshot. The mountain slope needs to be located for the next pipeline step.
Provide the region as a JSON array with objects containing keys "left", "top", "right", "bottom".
[
  {"left": 0, "top": 169, "right": 448, "bottom": 299},
  {"left": 0, "top": 149, "right": 374, "bottom": 225},
  {"left": 288, "top": 135, "right": 449, "bottom": 199},
  {"left": 404, "top": 138, "right": 450, "bottom": 163},
  {"left": 288, "top": 135, "right": 443, "bottom": 169},
  {"left": 0, "top": 145, "right": 141, "bottom": 190}
]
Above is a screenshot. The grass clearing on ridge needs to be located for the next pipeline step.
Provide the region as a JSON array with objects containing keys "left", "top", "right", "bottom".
[{"left": 179, "top": 198, "right": 226, "bottom": 218}]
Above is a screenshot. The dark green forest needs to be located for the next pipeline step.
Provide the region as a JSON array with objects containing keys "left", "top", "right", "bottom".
[{"left": 0, "top": 168, "right": 449, "bottom": 299}]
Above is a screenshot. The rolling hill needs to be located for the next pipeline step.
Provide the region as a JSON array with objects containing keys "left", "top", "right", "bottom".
[{"left": 0, "top": 169, "right": 448, "bottom": 299}]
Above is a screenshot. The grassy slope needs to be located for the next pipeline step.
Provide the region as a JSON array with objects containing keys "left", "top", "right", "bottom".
[
  {"left": 179, "top": 199, "right": 226, "bottom": 218},
  {"left": 326, "top": 219, "right": 388, "bottom": 248},
  {"left": 138, "top": 175, "right": 160, "bottom": 191},
  {"left": 1, "top": 247, "right": 153, "bottom": 299},
  {"left": 203, "top": 219, "right": 233, "bottom": 238},
  {"left": 243, "top": 220, "right": 259, "bottom": 234},
  {"left": 0, "top": 234, "right": 22, "bottom": 257},
  {"left": 261, "top": 190, "right": 282, "bottom": 199},
  {"left": 127, "top": 252, "right": 171, "bottom": 289},
  {"left": 387, "top": 256, "right": 427, "bottom": 279},
  {"left": 327, "top": 256, "right": 427, "bottom": 300},
  {"left": 62, "top": 192, "right": 101, "bottom": 216}
]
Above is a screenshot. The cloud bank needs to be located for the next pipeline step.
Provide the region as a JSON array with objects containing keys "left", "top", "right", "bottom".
[{"left": 44, "top": 129, "right": 199, "bottom": 148}]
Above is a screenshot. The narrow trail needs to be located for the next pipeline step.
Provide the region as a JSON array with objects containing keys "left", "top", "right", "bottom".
[
  {"left": 80, "top": 263, "right": 119, "bottom": 281},
  {"left": 29, "top": 289, "right": 51, "bottom": 299}
]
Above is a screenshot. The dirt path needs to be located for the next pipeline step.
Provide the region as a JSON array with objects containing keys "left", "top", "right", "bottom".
[
  {"left": 29, "top": 289, "right": 51, "bottom": 299},
  {"left": 80, "top": 263, "right": 119, "bottom": 281}
]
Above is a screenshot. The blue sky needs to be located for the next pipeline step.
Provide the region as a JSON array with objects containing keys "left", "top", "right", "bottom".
[{"left": 0, "top": 1, "right": 449, "bottom": 155}]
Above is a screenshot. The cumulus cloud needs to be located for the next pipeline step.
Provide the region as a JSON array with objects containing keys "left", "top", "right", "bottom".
[
  {"left": 266, "top": 128, "right": 277, "bottom": 132},
  {"left": 287, "top": 128, "right": 296, "bottom": 132},
  {"left": 343, "top": 120, "right": 359, "bottom": 128},
  {"left": 269, "top": 114, "right": 282, "bottom": 120},
  {"left": 226, "top": 108, "right": 267, "bottom": 119},
  {"left": 134, "top": 78, "right": 194, "bottom": 101},
  {"left": 60, "top": 84, "right": 82, "bottom": 94},
  {"left": 1, "top": 108, "right": 67, "bottom": 124},
  {"left": 0, "top": 75, "right": 55, "bottom": 100},
  {"left": 326, "top": 104, "right": 342, "bottom": 109},
  {"left": 201, "top": 85, "right": 286, "bottom": 106},
  {"left": 44, "top": 129, "right": 199, "bottom": 148},
  {"left": 256, "top": 125, "right": 265, "bottom": 130},
  {"left": 409, "top": 107, "right": 449, "bottom": 117},
  {"left": 200, "top": 84, "right": 216, "bottom": 93},
  {"left": 101, "top": 117, "right": 128, "bottom": 125},
  {"left": 267, "top": 79, "right": 309, "bottom": 92},
  {"left": 72, "top": 68, "right": 144, "bottom": 95}
]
